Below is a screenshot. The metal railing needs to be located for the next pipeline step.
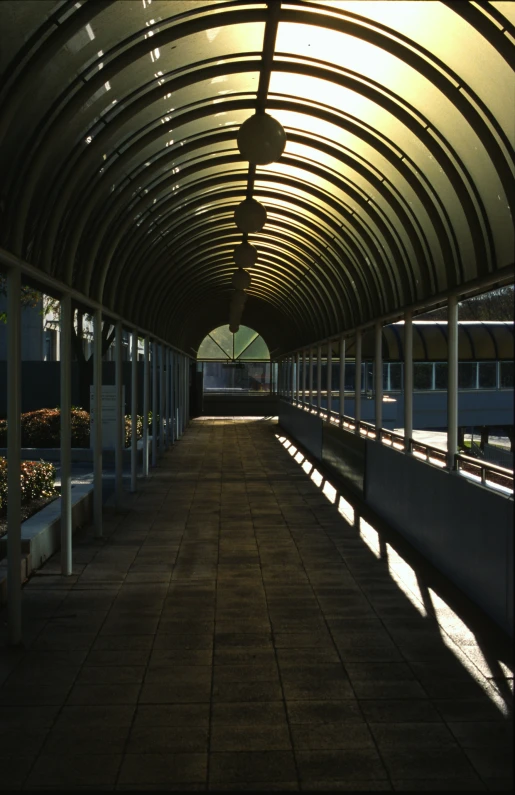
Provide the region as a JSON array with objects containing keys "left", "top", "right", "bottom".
[{"left": 281, "top": 395, "right": 513, "bottom": 494}]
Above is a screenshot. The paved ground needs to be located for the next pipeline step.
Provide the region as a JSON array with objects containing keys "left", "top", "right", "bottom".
[{"left": 0, "top": 417, "right": 512, "bottom": 790}]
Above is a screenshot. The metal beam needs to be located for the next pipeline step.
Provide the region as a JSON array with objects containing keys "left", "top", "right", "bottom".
[{"left": 7, "top": 266, "right": 22, "bottom": 645}]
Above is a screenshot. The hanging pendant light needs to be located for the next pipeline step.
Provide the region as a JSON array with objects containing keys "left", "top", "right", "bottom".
[
  {"left": 237, "top": 112, "right": 287, "bottom": 165},
  {"left": 234, "top": 241, "right": 258, "bottom": 268},
  {"left": 232, "top": 268, "right": 251, "bottom": 290},
  {"left": 234, "top": 198, "right": 266, "bottom": 233}
]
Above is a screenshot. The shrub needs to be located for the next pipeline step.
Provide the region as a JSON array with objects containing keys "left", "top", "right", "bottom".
[
  {"left": 0, "top": 457, "right": 58, "bottom": 516},
  {"left": 0, "top": 409, "right": 155, "bottom": 449}
]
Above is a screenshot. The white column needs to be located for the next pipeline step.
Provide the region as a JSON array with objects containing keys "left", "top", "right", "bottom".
[
  {"left": 447, "top": 295, "right": 458, "bottom": 469},
  {"left": 302, "top": 350, "right": 307, "bottom": 407},
  {"left": 295, "top": 352, "right": 300, "bottom": 405},
  {"left": 143, "top": 336, "right": 149, "bottom": 477},
  {"left": 339, "top": 334, "right": 345, "bottom": 426},
  {"left": 354, "top": 329, "right": 362, "bottom": 434},
  {"left": 374, "top": 320, "right": 383, "bottom": 438},
  {"left": 170, "top": 350, "right": 176, "bottom": 443},
  {"left": 115, "top": 321, "right": 124, "bottom": 505},
  {"left": 327, "top": 342, "right": 333, "bottom": 420},
  {"left": 7, "top": 266, "right": 22, "bottom": 645},
  {"left": 308, "top": 348, "right": 314, "bottom": 409},
  {"left": 60, "top": 294, "right": 72, "bottom": 576},
  {"left": 164, "top": 347, "right": 170, "bottom": 450},
  {"left": 152, "top": 341, "right": 157, "bottom": 466},
  {"left": 404, "top": 310, "right": 413, "bottom": 453},
  {"left": 316, "top": 344, "right": 322, "bottom": 414},
  {"left": 93, "top": 308, "right": 103, "bottom": 537},
  {"left": 131, "top": 329, "right": 138, "bottom": 492},
  {"left": 159, "top": 344, "right": 165, "bottom": 451}
]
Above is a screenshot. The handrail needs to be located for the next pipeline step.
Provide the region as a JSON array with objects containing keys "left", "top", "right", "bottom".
[{"left": 279, "top": 396, "right": 513, "bottom": 494}]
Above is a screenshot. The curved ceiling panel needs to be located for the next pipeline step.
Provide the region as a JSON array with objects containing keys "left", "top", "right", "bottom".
[{"left": 0, "top": 0, "right": 513, "bottom": 356}]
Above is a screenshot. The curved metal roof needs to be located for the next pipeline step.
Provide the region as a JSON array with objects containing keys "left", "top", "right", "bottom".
[
  {"left": 329, "top": 321, "right": 515, "bottom": 361},
  {"left": 0, "top": 1, "right": 513, "bottom": 356}
]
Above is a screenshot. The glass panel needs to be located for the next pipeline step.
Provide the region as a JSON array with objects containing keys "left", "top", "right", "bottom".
[
  {"left": 500, "top": 362, "right": 514, "bottom": 388},
  {"left": 414, "top": 363, "right": 433, "bottom": 390},
  {"left": 365, "top": 362, "right": 374, "bottom": 393},
  {"left": 390, "top": 363, "right": 403, "bottom": 391},
  {"left": 345, "top": 363, "right": 355, "bottom": 392},
  {"left": 458, "top": 362, "right": 477, "bottom": 389},
  {"left": 478, "top": 362, "right": 497, "bottom": 389},
  {"left": 435, "top": 362, "right": 448, "bottom": 390},
  {"left": 233, "top": 326, "right": 258, "bottom": 359},
  {"left": 382, "top": 363, "right": 389, "bottom": 392},
  {"left": 197, "top": 334, "right": 229, "bottom": 359},
  {"left": 238, "top": 335, "right": 270, "bottom": 361},
  {"left": 209, "top": 325, "right": 233, "bottom": 357},
  {"left": 203, "top": 361, "right": 271, "bottom": 393}
]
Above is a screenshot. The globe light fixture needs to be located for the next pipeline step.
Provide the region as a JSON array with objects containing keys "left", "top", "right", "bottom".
[
  {"left": 232, "top": 268, "right": 251, "bottom": 290},
  {"left": 234, "top": 198, "right": 266, "bottom": 233},
  {"left": 234, "top": 241, "right": 258, "bottom": 268},
  {"left": 237, "top": 112, "right": 287, "bottom": 165}
]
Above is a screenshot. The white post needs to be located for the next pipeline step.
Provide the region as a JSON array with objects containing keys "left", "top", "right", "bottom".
[
  {"left": 131, "top": 330, "right": 138, "bottom": 492},
  {"left": 354, "top": 329, "right": 362, "bottom": 434},
  {"left": 296, "top": 352, "right": 300, "bottom": 405},
  {"left": 316, "top": 344, "right": 322, "bottom": 414},
  {"left": 448, "top": 295, "right": 458, "bottom": 469},
  {"left": 143, "top": 337, "right": 149, "bottom": 476},
  {"left": 186, "top": 357, "right": 190, "bottom": 425},
  {"left": 115, "top": 322, "right": 124, "bottom": 505},
  {"left": 7, "top": 267, "right": 22, "bottom": 645},
  {"left": 404, "top": 310, "right": 413, "bottom": 453},
  {"left": 60, "top": 294, "right": 72, "bottom": 576},
  {"left": 159, "top": 344, "right": 165, "bottom": 452},
  {"left": 302, "top": 350, "right": 307, "bottom": 407},
  {"left": 327, "top": 342, "right": 333, "bottom": 421},
  {"left": 93, "top": 308, "right": 102, "bottom": 537},
  {"left": 308, "top": 348, "right": 314, "bottom": 409},
  {"left": 170, "top": 350, "right": 175, "bottom": 443},
  {"left": 164, "top": 348, "right": 170, "bottom": 450},
  {"left": 152, "top": 341, "right": 157, "bottom": 466},
  {"left": 374, "top": 320, "right": 383, "bottom": 438},
  {"left": 339, "top": 334, "right": 345, "bottom": 426}
]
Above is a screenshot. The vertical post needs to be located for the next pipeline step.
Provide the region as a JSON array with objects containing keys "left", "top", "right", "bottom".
[
  {"left": 143, "top": 336, "right": 149, "bottom": 477},
  {"left": 60, "top": 294, "right": 72, "bottom": 576},
  {"left": 164, "top": 347, "right": 170, "bottom": 450},
  {"left": 170, "top": 350, "right": 176, "bottom": 443},
  {"left": 131, "top": 330, "right": 138, "bottom": 493},
  {"left": 159, "top": 344, "right": 165, "bottom": 451},
  {"left": 354, "top": 329, "right": 362, "bottom": 434},
  {"left": 295, "top": 352, "right": 300, "bottom": 405},
  {"left": 93, "top": 308, "right": 102, "bottom": 537},
  {"left": 316, "top": 344, "right": 322, "bottom": 415},
  {"left": 185, "top": 357, "right": 190, "bottom": 426},
  {"left": 447, "top": 295, "right": 458, "bottom": 469},
  {"left": 374, "top": 320, "right": 382, "bottom": 438},
  {"left": 327, "top": 341, "right": 333, "bottom": 421},
  {"left": 115, "top": 322, "right": 123, "bottom": 507},
  {"left": 302, "top": 350, "right": 307, "bottom": 407},
  {"left": 339, "top": 334, "right": 345, "bottom": 427},
  {"left": 404, "top": 310, "right": 413, "bottom": 453},
  {"left": 152, "top": 341, "right": 157, "bottom": 466},
  {"left": 308, "top": 348, "right": 314, "bottom": 409},
  {"left": 289, "top": 356, "right": 293, "bottom": 402},
  {"left": 7, "top": 267, "right": 22, "bottom": 645}
]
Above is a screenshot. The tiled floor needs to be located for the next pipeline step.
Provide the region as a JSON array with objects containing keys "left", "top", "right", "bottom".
[{"left": 0, "top": 417, "right": 512, "bottom": 791}]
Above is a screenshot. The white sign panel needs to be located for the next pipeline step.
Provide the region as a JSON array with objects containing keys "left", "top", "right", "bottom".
[{"left": 90, "top": 386, "right": 125, "bottom": 450}]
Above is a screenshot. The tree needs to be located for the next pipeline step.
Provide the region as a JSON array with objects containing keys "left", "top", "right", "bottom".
[
  {"left": 418, "top": 285, "right": 514, "bottom": 321},
  {"left": 0, "top": 273, "right": 116, "bottom": 409}
]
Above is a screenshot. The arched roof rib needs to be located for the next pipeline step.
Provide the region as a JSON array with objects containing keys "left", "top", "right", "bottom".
[{"left": 0, "top": 0, "right": 513, "bottom": 355}]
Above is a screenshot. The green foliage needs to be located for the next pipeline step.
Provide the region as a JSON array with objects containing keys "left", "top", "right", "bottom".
[
  {"left": 0, "top": 409, "right": 156, "bottom": 449},
  {"left": 0, "top": 457, "right": 58, "bottom": 515},
  {"left": 0, "top": 408, "right": 90, "bottom": 448}
]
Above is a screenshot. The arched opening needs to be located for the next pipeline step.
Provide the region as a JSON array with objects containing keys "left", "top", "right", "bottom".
[{"left": 195, "top": 325, "right": 276, "bottom": 416}]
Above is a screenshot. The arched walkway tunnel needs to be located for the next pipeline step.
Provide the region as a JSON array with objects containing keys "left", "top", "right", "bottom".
[{"left": 0, "top": 1, "right": 513, "bottom": 789}]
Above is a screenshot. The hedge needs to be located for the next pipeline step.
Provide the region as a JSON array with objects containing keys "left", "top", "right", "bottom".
[
  {"left": 0, "top": 457, "right": 57, "bottom": 516},
  {"left": 0, "top": 409, "right": 155, "bottom": 448}
]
